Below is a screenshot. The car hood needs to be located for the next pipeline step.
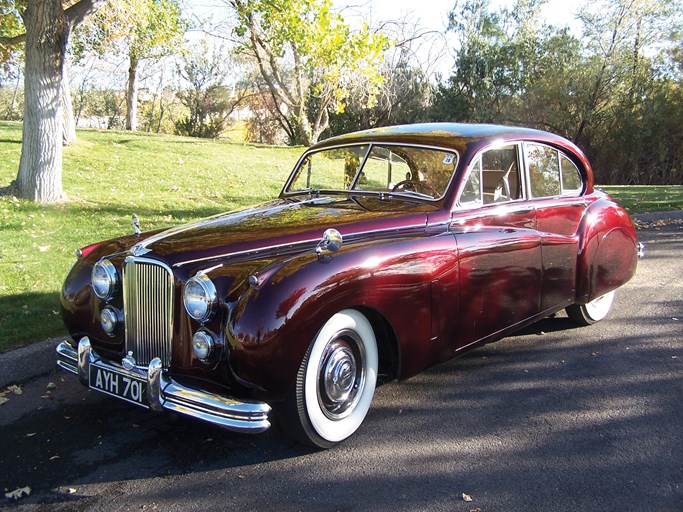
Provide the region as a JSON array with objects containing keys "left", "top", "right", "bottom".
[{"left": 131, "top": 196, "right": 434, "bottom": 268}]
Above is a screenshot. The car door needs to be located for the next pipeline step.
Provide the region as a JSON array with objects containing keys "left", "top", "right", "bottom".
[
  {"left": 448, "top": 143, "right": 542, "bottom": 352},
  {"left": 524, "top": 142, "right": 587, "bottom": 312}
]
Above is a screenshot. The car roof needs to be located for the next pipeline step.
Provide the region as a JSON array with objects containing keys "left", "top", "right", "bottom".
[
  {"left": 309, "top": 122, "right": 594, "bottom": 196},
  {"left": 311, "top": 123, "right": 567, "bottom": 151}
]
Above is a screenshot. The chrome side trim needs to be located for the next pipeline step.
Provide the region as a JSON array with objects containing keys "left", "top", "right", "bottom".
[
  {"left": 55, "top": 338, "right": 271, "bottom": 434},
  {"left": 173, "top": 221, "right": 428, "bottom": 268}
]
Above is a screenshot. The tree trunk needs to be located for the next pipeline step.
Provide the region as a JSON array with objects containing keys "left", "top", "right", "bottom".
[
  {"left": 15, "top": 0, "right": 68, "bottom": 203},
  {"left": 62, "top": 61, "right": 77, "bottom": 145},
  {"left": 126, "top": 55, "right": 139, "bottom": 131}
]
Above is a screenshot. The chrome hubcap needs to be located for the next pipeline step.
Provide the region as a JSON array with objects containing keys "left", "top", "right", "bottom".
[{"left": 317, "top": 331, "right": 365, "bottom": 420}]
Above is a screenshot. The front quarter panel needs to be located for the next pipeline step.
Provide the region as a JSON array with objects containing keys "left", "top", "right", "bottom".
[{"left": 226, "top": 233, "right": 460, "bottom": 400}]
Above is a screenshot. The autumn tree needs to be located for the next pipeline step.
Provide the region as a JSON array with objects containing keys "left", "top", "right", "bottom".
[
  {"left": 229, "top": 0, "right": 389, "bottom": 146},
  {"left": 71, "top": 0, "right": 185, "bottom": 132},
  {"left": 175, "top": 40, "right": 252, "bottom": 138},
  {"left": 433, "top": 0, "right": 683, "bottom": 185},
  {"left": 0, "top": 0, "right": 105, "bottom": 203},
  {"left": 327, "top": 14, "right": 443, "bottom": 135}
]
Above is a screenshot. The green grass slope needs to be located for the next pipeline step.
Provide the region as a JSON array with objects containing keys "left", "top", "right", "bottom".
[{"left": 0, "top": 121, "right": 301, "bottom": 350}]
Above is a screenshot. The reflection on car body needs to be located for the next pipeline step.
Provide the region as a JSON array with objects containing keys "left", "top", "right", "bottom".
[{"left": 56, "top": 123, "right": 640, "bottom": 448}]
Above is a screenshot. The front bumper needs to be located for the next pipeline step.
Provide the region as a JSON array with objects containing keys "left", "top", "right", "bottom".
[{"left": 56, "top": 338, "right": 271, "bottom": 434}]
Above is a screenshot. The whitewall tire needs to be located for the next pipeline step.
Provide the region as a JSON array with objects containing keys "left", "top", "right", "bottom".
[
  {"left": 279, "top": 309, "right": 378, "bottom": 448},
  {"left": 566, "top": 290, "right": 616, "bottom": 326}
]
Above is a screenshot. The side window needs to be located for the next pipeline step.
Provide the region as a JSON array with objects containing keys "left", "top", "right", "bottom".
[
  {"left": 526, "top": 144, "right": 561, "bottom": 198},
  {"left": 481, "top": 145, "right": 521, "bottom": 204},
  {"left": 460, "top": 157, "right": 482, "bottom": 205},
  {"left": 560, "top": 155, "right": 583, "bottom": 196},
  {"left": 459, "top": 144, "right": 522, "bottom": 206}
]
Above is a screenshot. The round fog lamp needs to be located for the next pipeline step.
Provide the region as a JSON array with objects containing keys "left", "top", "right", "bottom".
[
  {"left": 192, "top": 330, "right": 215, "bottom": 360},
  {"left": 92, "top": 259, "right": 118, "bottom": 300},
  {"left": 100, "top": 307, "right": 119, "bottom": 336}
]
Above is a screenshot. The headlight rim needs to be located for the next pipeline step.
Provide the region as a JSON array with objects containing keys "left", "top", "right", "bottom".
[
  {"left": 183, "top": 273, "right": 218, "bottom": 322},
  {"left": 92, "top": 259, "right": 119, "bottom": 300}
]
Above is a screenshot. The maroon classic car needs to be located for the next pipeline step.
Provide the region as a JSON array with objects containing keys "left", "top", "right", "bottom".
[{"left": 56, "top": 123, "right": 640, "bottom": 448}]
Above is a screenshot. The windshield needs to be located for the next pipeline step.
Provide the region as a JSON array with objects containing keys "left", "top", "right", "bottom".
[{"left": 285, "top": 144, "right": 458, "bottom": 200}]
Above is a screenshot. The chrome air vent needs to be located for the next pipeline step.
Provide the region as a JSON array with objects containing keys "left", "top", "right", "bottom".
[{"left": 123, "top": 257, "right": 174, "bottom": 367}]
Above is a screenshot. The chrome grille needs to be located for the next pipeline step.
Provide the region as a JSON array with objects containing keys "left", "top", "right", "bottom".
[{"left": 123, "top": 257, "right": 174, "bottom": 367}]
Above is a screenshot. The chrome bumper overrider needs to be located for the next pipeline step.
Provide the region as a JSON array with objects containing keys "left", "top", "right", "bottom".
[{"left": 56, "top": 338, "right": 271, "bottom": 433}]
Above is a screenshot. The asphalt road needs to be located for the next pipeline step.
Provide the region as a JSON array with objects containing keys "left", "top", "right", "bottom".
[{"left": 1, "top": 220, "right": 681, "bottom": 512}]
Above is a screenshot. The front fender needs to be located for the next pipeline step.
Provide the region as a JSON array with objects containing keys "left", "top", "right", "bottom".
[
  {"left": 226, "top": 232, "right": 459, "bottom": 401},
  {"left": 575, "top": 196, "right": 638, "bottom": 303}
]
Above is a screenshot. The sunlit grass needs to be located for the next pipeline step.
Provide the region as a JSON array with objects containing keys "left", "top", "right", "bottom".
[
  {"left": 0, "top": 121, "right": 301, "bottom": 350},
  {"left": 600, "top": 185, "right": 683, "bottom": 214}
]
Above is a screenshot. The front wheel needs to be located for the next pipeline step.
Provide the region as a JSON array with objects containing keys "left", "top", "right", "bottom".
[
  {"left": 566, "top": 290, "right": 616, "bottom": 326},
  {"left": 278, "top": 309, "right": 378, "bottom": 449}
]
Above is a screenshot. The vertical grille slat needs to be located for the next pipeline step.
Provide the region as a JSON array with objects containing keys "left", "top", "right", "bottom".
[{"left": 123, "top": 258, "right": 174, "bottom": 367}]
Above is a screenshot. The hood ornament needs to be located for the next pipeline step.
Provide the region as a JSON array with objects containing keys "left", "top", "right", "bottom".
[
  {"left": 130, "top": 243, "right": 149, "bottom": 257},
  {"left": 132, "top": 214, "right": 141, "bottom": 236}
]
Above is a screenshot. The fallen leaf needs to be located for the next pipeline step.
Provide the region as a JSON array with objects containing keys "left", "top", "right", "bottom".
[
  {"left": 8, "top": 384, "right": 22, "bottom": 395},
  {"left": 5, "top": 486, "right": 31, "bottom": 500},
  {"left": 46, "top": 382, "right": 57, "bottom": 390},
  {"left": 462, "top": 493, "right": 473, "bottom": 502},
  {"left": 25, "top": 432, "right": 37, "bottom": 437},
  {"left": 68, "top": 488, "right": 78, "bottom": 494},
  {"left": 0, "top": 396, "right": 8, "bottom": 406}
]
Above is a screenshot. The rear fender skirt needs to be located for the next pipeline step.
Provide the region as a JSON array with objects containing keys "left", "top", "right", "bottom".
[{"left": 575, "top": 198, "right": 638, "bottom": 304}]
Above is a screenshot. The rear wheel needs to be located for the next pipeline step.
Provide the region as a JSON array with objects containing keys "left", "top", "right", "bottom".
[
  {"left": 279, "top": 309, "right": 378, "bottom": 449},
  {"left": 566, "top": 290, "right": 616, "bottom": 326}
]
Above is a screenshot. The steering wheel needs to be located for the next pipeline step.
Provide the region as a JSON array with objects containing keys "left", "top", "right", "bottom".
[{"left": 391, "top": 180, "right": 440, "bottom": 198}]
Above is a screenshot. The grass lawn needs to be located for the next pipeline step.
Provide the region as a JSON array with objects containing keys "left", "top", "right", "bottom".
[
  {"left": 1, "top": 120, "right": 682, "bottom": 351},
  {"left": 600, "top": 185, "right": 683, "bottom": 214},
  {"left": 0, "top": 121, "right": 301, "bottom": 351}
]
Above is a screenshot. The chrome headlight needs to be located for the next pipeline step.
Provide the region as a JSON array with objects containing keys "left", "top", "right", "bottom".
[
  {"left": 183, "top": 273, "right": 217, "bottom": 321},
  {"left": 92, "top": 259, "right": 118, "bottom": 300},
  {"left": 192, "top": 330, "right": 215, "bottom": 360}
]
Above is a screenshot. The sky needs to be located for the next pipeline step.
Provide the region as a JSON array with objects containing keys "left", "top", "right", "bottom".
[
  {"left": 187, "top": 0, "right": 583, "bottom": 35},
  {"left": 361, "top": 0, "right": 582, "bottom": 32}
]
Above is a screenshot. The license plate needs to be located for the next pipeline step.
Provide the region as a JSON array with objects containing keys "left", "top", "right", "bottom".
[{"left": 89, "top": 363, "right": 148, "bottom": 408}]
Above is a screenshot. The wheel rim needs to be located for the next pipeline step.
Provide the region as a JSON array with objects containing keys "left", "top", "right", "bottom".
[{"left": 317, "top": 330, "right": 366, "bottom": 421}]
